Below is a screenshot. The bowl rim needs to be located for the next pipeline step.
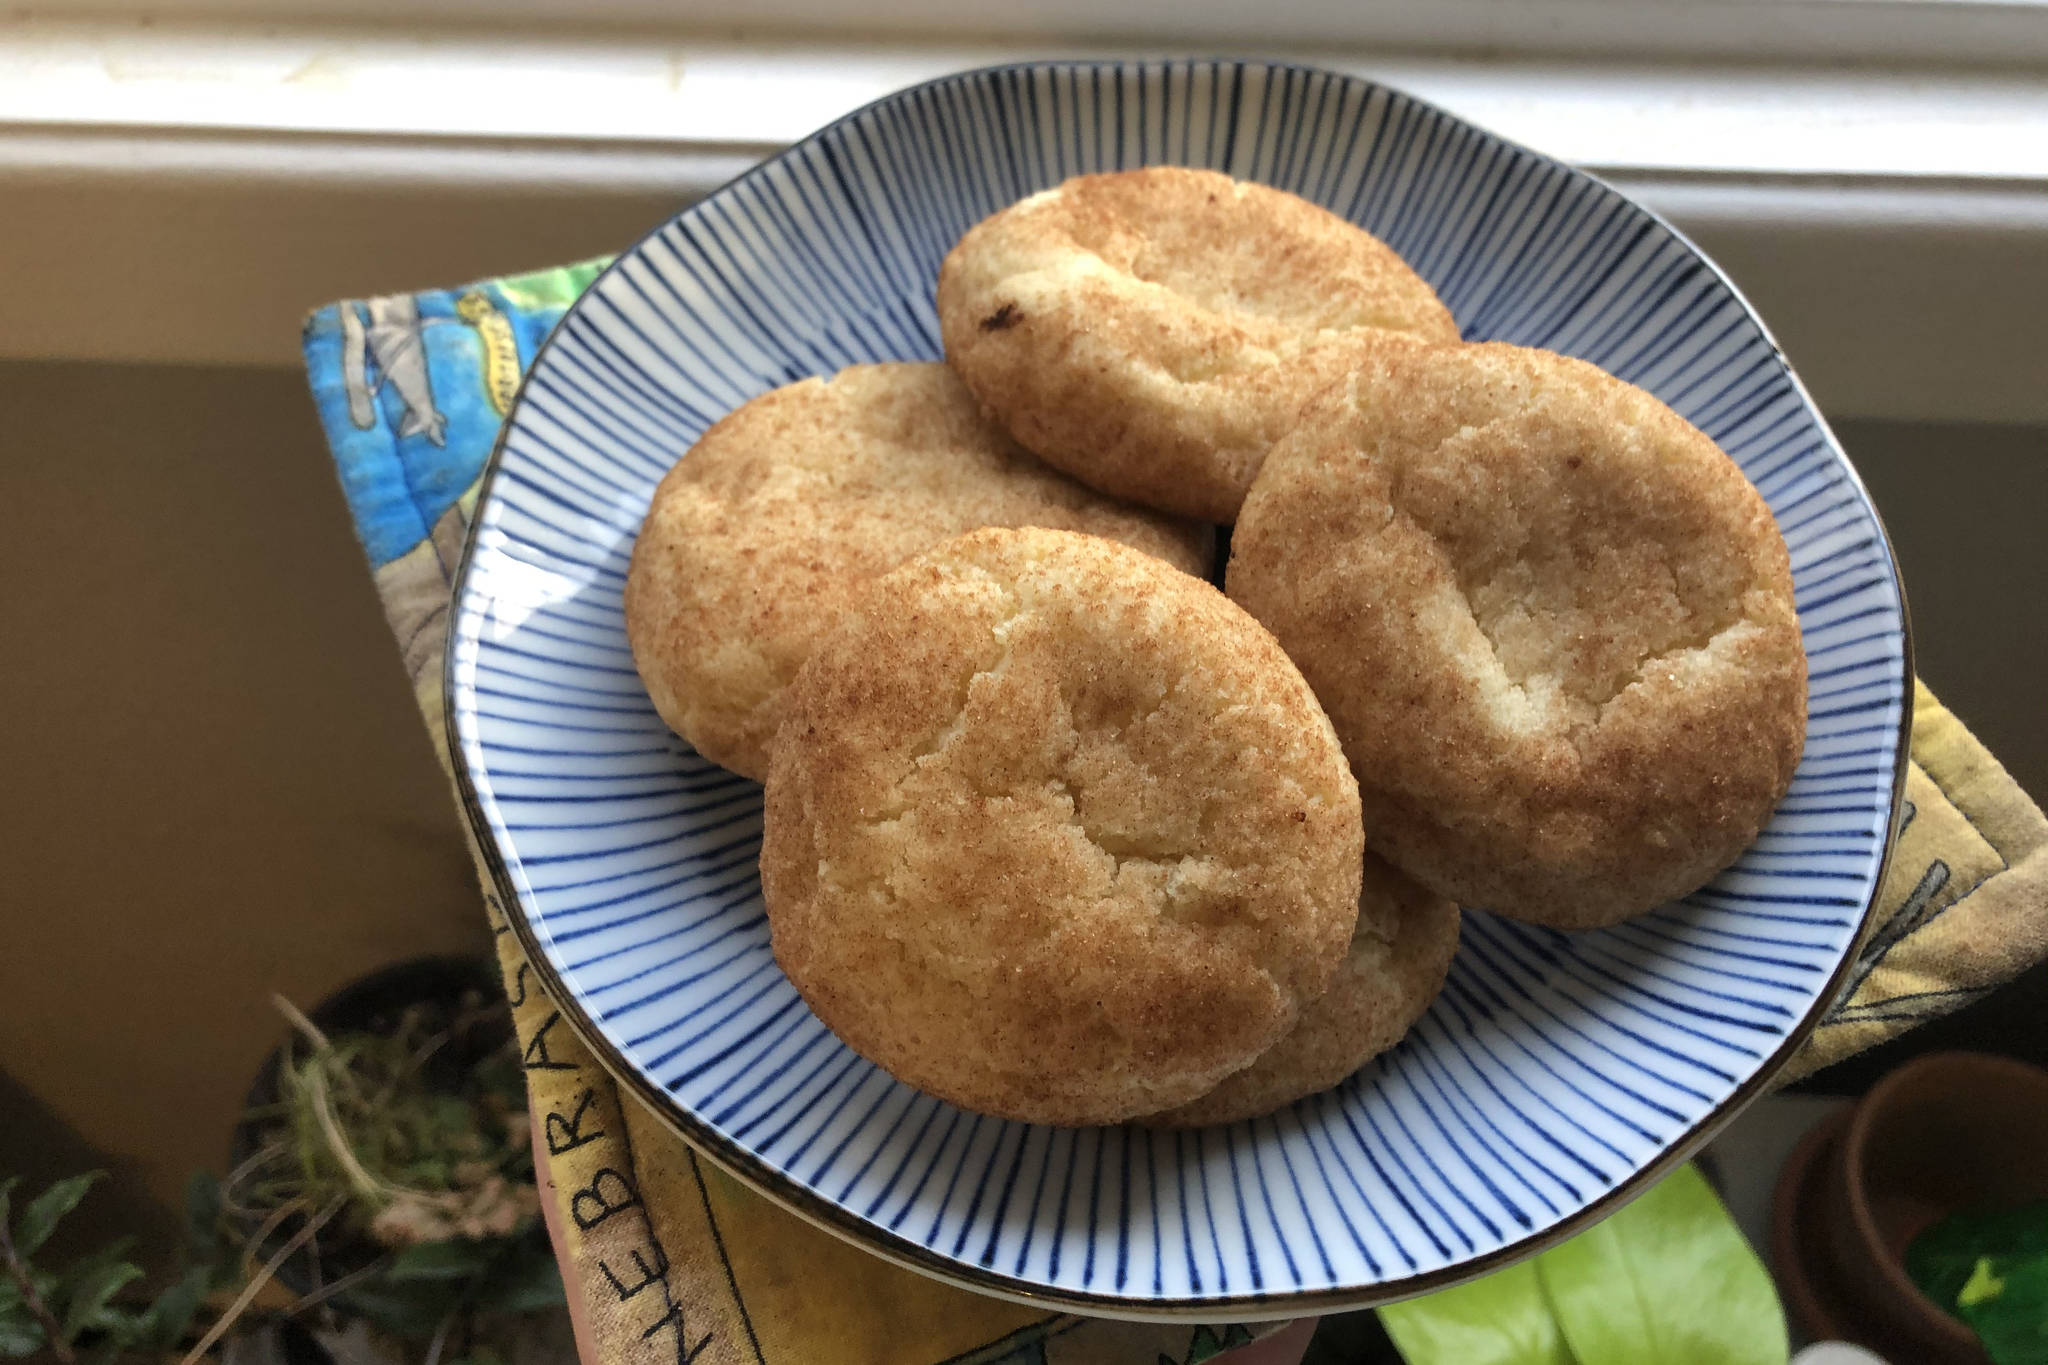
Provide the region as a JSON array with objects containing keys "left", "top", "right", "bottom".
[{"left": 442, "top": 56, "right": 1916, "bottom": 1320}]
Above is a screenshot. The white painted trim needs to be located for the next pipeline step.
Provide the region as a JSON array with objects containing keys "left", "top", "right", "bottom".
[
  {"left": 0, "top": 128, "right": 766, "bottom": 194},
  {"left": 24, "top": 0, "right": 2048, "bottom": 67},
  {"left": 8, "top": 17, "right": 2048, "bottom": 181},
  {"left": 3, "top": 17, "right": 2043, "bottom": 425}
]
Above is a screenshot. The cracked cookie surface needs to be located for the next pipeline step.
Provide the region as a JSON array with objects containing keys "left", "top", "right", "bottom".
[
  {"left": 1229, "top": 341, "right": 1806, "bottom": 929},
  {"left": 623, "top": 362, "right": 1210, "bottom": 780},
  {"left": 760, "top": 527, "right": 1363, "bottom": 1126},
  {"left": 1144, "top": 855, "right": 1460, "bottom": 1127},
  {"left": 938, "top": 168, "right": 1459, "bottom": 523}
]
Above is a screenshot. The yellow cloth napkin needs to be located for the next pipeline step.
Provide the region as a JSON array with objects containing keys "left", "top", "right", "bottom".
[{"left": 1778, "top": 680, "right": 2048, "bottom": 1080}]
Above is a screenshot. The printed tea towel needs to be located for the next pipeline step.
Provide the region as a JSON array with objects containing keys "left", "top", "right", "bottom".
[{"left": 302, "top": 259, "right": 2048, "bottom": 1363}]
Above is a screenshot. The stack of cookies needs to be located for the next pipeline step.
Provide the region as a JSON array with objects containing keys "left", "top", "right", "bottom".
[{"left": 624, "top": 168, "right": 1807, "bottom": 1129}]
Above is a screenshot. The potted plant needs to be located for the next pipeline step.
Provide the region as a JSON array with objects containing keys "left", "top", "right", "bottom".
[
  {"left": 1773, "top": 1050, "right": 2048, "bottom": 1364},
  {"left": 219, "top": 955, "right": 566, "bottom": 1363},
  {"left": 1, "top": 955, "right": 568, "bottom": 1364}
]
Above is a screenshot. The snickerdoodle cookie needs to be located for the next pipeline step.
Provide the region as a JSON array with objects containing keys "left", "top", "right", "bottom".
[
  {"left": 1144, "top": 856, "right": 1460, "bottom": 1127},
  {"left": 623, "top": 363, "right": 1210, "bottom": 780},
  {"left": 1229, "top": 341, "right": 1805, "bottom": 929},
  {"left": 760, "top": 527, "right": 1363, "bottom": 1126},
  {"left": 938, "top": 167, "right": 1459, "bottom": 523}
]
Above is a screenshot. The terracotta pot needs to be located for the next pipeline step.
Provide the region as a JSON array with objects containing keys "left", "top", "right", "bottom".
[{"left": 1772, "top": 1051, "right": 2048, "bottom": 1364}]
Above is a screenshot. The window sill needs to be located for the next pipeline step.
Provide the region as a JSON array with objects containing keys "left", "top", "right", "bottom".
[{"left": 4, "top": 15, "right": 2044, "bottom": 423}]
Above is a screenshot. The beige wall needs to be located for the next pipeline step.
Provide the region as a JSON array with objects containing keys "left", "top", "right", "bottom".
[
  {"left": 0, "top": 360, "right": 488, "bottom": 1233},
  {"left": 1843, "top": 419, "right": 2048, "bottom": 804},
  {"left": 0, "top": 356, "right": 2040, "bottom": 1259}
]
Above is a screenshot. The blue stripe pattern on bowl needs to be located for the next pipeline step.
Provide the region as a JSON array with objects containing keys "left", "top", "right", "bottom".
[{"left": 447, "top": 59, "right": 1909, "bottom": 1316}]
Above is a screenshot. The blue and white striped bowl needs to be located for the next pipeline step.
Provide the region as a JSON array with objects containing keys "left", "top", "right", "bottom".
[{"left": 447, "top": 60, "right": 1910, "bottom": 1318}]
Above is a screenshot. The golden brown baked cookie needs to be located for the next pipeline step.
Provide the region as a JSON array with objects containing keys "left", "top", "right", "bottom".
[
  {"left": 1229, "top": 341, "right": 1806, "bottom": 930},
  {"left": 760, "top": 527, "right": 1363, "bottom": 1126},
  {"left": 1144, "top": 856, "right": 1459, "bottom": 1127},
  {"left": 937, "top": 167, "right": 1459, "bottom": 523},
  {"left": 623, "top": 362, "right": 1210, "bottom": 780}
]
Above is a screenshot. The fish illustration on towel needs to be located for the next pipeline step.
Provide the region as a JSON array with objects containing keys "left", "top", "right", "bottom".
[{"left": 340, "top": 295, "right": 449, "bottom": 446}]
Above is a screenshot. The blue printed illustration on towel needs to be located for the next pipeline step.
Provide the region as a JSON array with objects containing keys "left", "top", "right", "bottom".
[{"left": 302, "top": 260, "right": 610, "bottom": 571}]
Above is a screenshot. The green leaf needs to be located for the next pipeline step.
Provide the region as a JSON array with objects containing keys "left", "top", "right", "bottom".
[
  {"left": 432, "top": 1096, "right": 476, "bottom": 1133},
  {"left": 131, "top": 1266, "right": 211, "bottom": 1350},
  {"left": 340, "top": 1276, "right": 466, "bottom": 1339},
  {"left": 1378, "top": 1259, "right": 1577, "bottom": 1365},
  {"left": 1379, "top": 1166, "right": 1790, "bottom": 1365},
  {"left": 1960, "top": 1257, "right": 2007, "bottom": 1309},
  {"left": 1957, "top": 1249, "right": 2048, "bottom": 1365},
  {"left": 57, "top": 1236, "right": 137, "bottom": 1308},
  {"left": 57, "top": 1259, "right": 143, "bottom": 1344},
  {"left": 475, "top": 1235, "right": 564, "bottom": 1316},
  {"left": 1909, "top": 1203, "right": 2048, "bottom": 1365},
  {"left": 0, "top": 1177, "right": 17, "bottom": 1236},
  {"left": 0, "top": 1303, "right": 44, "bottom": 1357},
  {"left": 182, "top": 1170, "right": 225, "bottom": 1269},
  {"left": 15, "top": 1173, "right": 101, "bottom": 1258},
  {"left": 1907, "top": 1200, "right": 2048, "bottom": 1317},
  {"left": 387, "top": 1238, "right": 498, "bottom": 1282},
  {"left": 69, "top": 1236, "right": 135, "bottom": 1270},
  {"left": 1535, "top": 1165, "right": 1787, "bottom": 1365}
]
